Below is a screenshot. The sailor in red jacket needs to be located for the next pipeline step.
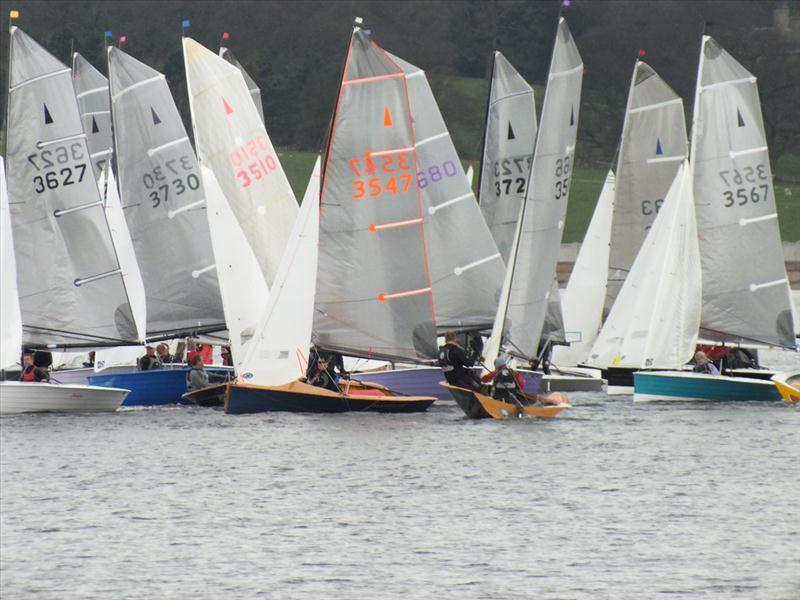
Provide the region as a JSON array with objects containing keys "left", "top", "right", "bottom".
[
  {"left": 19, "top": 352, "right": 49, "bottom": 383},
  {"left": 481, "top": 356, "right": 524, "bottom": 403}
]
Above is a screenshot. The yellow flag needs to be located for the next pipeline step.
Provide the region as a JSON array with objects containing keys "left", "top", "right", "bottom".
[{"left": 9, "top": 10, "right": 19, "bottom": 18}]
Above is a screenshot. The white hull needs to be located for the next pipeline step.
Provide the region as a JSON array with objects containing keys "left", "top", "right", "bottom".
[{"left": 0, "top": 382, "right": 128, "bottom": 415}]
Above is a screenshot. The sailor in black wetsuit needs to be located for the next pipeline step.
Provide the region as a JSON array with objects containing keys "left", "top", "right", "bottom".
[
  {"left": 308, "top": 356, "right": 341, "bottom": 393},
  {"left": 438, "top": 331, "right": 482, "bottom": 390}
]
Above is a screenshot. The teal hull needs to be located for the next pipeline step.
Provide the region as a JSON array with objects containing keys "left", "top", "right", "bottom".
[{"left": 634, "top": 371, "right": 782, "bottom": 402}]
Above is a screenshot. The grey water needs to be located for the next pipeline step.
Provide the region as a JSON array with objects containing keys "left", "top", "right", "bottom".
[{"left": 2, "top": 389, "right": 798, "bottom": 599}]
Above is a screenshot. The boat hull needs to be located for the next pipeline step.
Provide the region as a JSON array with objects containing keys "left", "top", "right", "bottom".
[
  {"left": 771, "top": 372, "right": 800, "bottom": 404},
  {"left": 0, "top": 382, "right": 128, "bottom": 414},
  {"left": 88, "top": 367, "right": 234, "bottom": 406},
  {"left": 182, "top": 382, "right": 228, "bottom": 407},
  {"left": 634, "top": 371, "right": 783, "bottom": 402},
  {"left": 225, "top": 380, "right": 436, "bottom": 415},
  {"left": 441, "top": 383, "right": 570, "bottom": 420}
]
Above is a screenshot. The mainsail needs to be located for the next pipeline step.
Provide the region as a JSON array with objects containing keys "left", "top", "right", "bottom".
[
  {"left": 484, "top": 18, "right": 583, "bottom": 366},
  {"left": 0, "top": 158, "right": 22, "bottom": 369},
  {"left": 240, "top": 158, "right": 321, "bottom": 385},
  {"left": 184, "top": 37, "right": 298, "bottom": 287},
  {"left": 691, "top": 37, "right": 795, "bottom": 349},
  {"left": 553, "top": 171, "right": 615, "bottom": 366},
  {"left": 605, "top": 61, "right": 688, "bottom": 310},
  {"left": 219, "top": 46, "right": 265, "bottom": 124},
  {"left": 589, "top": 163, "right": 701, "bottom": 368},
  {"left": 314, "top": 27, "right": 437, "bottom": 361},
  {"left": 478, "top": 51, "right": 538, "bottom": 263},
  {"left": 108, "top": 46, "right": 225, "bottom": 338},
  {"left": 386, "top": 51, "right": 503, "bottom": 331},
  {"left": 6, "top": 27, "right": 140, "bottom": 347},
  {"left": 72, "top": 53, "right": 113, "bottom": 178}
]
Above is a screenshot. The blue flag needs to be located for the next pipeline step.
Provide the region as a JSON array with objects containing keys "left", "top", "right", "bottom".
[
  {"left": 104, "top": 31, "right": 113, "bottom": 38},
  {"left": 181, "top": 19, "right": 190, "bottom": 29}
]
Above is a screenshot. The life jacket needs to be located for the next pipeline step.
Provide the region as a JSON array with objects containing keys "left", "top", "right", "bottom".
[
  {"left": 21, "top": 366, "right": 37, "bottom": 382},
  {"left": 438, "top": 345, "right": 454, "bottom": 372},
  {"left": 493, "top": 367, "right": 519, "bottom": 390}
]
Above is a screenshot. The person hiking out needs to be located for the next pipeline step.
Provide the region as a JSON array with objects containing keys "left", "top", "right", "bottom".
[{"left": 438, "top": 331, "right": 482, "bottom": 390}]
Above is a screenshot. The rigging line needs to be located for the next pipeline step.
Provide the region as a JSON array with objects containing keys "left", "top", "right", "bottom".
[
  {"left": 81, "top": 110, "right": 111, "bottom": 116},
  {"left": 75, "top": 86, "right": 107, "bottom": 99},
  {"left": 369, "top": 217, "right": 423, "bottom": 232},
  {"left": 191, "top": 264, "right": 216, "bottom": 278},
  {"left": 730, "top": 146, "right": 767, "bottom": 158},
  {"left": 341, "top": 72, "right": 404, "bottom": 86},
  {"left": 112, "top": 74, "right": 165, "bottom": 101},
  {"left": 9, "top": 67, "right": 71, "bottom": 92},
  {"left": 748, "top": 278, "right": 787, "bottom": 292},
  {"left": 414, "top": 132, "right": 447, "bottom": 147},
  {"left": 700, "top": 76, "right": 756, "bottom": 91},
  {"left": 739, "top": 213, "right": 777, "bottom": 226},
  {"left": 453, "top": 253, "right": 502, "bottom": 276},
  {"left": 627, "top": 97, "right": 682, "bottom": 114},
  {"left": 74, "top": 268, "right": 122, "bottom": 287},
  {"left": 148, "top": 136, "right": 189, "bottom": 157},
  {"left": 168, "top": 199, "right": 206, "bottom": 219},
  {"left": 90, "top": 149, "right": 112, "bottom": 158},
  {"left": 427, "top": 193, "right": 472, "bottom": 215},
  {"left": 646, "top": 155, "right": 684, "bottom": 164},
  {"left": 53, "top": 199, "right": 103, "bottom": 217},
  {"left": 488, "top": 89, "right": 534, "bottom": 108}
]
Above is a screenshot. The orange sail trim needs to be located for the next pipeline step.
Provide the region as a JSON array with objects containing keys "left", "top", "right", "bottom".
[{"left": 383, "top": 105, "right": 393, "bottom": 127}]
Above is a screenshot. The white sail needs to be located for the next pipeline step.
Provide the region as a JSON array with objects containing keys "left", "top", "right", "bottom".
[
  {"left": 183, "top": 37, "right": 298, "bottom": 287},
  {"left": 201, "top": 165, "right": 268, "bottom": 370},
  {"left": 108, "top": 46, "right": 226, "bottom": 338},
  {"left": 0, "top": 158, "right": 22, "bottom": 370},
  {"left": 606, "top": 61, "right": 688, "bottom": 310},
  {"left": 72, "top": 53, "right": 113, "bottom": 178},
  {"left": 554, "top": 171, "right": 615, "bottom": 365},
  {"left": 98, "top": 164, "right": 147, "bottom": 341},
  {"left": 6, "top": 27, "right": 140, "bottom": 347},
  {"left": 484, "top": 19, "right": 583, "bottom": 367},
  {"left": 465, "top": 165, "right": 474, "bottom": 188},
  {"left": 386, "top": 51, "right": 503, "bottom": 331},
  {"left": 691, "top": 36, "right": 795, "bottom": 348},
  {"left": 479, "top": 51, "right": 538, "bottom": 262},
  {"left": 589, "top": 162, "right": 701, "bottom": 368},
  {"left": 219, "top": 47, "right": 265, "bottom": 125},
  {"left": 240, "top": 157, "right": 321, "bottom": 385}
]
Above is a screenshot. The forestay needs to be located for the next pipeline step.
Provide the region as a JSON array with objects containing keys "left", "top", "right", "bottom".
[
  {"left": 691, "top": 37, "right": 795, "bottom": 348},
  {"left": 184, "top": 37, "right": 298, "bottom": 287},
  {"left": 553, "top": 171, "right": 615, "bottom": 366},
  {"left": 202, "top": 165, "right": 268, "bottom": 370},
  {"left": 484, "top": 19, "right": 583, "bottom": 366},
  {"left": 479, "top": 51, "right": 538, "bottom": 263},
  {"left": 589, "top": 163, "right": 701, "bottom": 369},
  {"left": 108, "top": 47, "right": 225, "bottom": 338},
  {"left": 386, "top": 51, "right": 502, "bottom": 331},
  {"left": 72, "top": 53, "right": 113, "bottom": 179},
  {"left": 314, "top": 28, "right": 437, "bottom": 361},
  {"left": 240, "top": 158, "right": 321, "bottom": 385},
  {"left": 606, "top": 61, "right": 687, "bottom": 310},
  {"left": 0, "top": 158, "right": 22, "bottom": 370},
  {"left": 6, "top": 27, "right": 140, "bottom": 347},
  {"left": 220, "top": 46, "right": 265, "bottom": 125}
]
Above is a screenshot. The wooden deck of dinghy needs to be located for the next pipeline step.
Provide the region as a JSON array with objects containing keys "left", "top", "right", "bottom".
[
  {"left": 224, "top": 379, "right": 436, "bottom": 414},
  {"left": 441, "top": 383, "right": 570, "bottom": 420}
]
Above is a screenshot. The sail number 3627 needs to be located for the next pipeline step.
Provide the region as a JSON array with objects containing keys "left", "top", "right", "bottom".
[{"left": 28, "top": 144, "right": 88, "bottom": 194}]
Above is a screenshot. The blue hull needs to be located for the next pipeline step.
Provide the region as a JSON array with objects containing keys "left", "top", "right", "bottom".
[
  {"left": 634, "top": 371, "right": 783, "bottom": 402},
  {"left": 352, "top": 367, "right": 543, "bottom": 400},
  {"left": 88, "top": 367, "right": 234, "bottom": 406}
]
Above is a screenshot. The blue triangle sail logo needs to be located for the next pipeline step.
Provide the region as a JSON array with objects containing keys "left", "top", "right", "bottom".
[{"left": 655, "top": 137, "right": 663, "bottom": 156}]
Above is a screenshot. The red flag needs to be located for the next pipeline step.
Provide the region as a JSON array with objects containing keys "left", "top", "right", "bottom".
[
  {"left": 638, "top": 48, "right": 647, "bottom": 57},
  {"left": 119, "top": 35, "right": 127, "bottom": 44},
  {"left": 222, "top": 31, "right": 230, "bottom": 40}
]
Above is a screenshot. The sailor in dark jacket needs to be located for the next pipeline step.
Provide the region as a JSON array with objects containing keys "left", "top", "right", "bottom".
[
  {"left": 481, "top": 356, "right": 525, "bottom": 403},
  {"left": 438, "top": 331, "right": 482, "bottom": 390},
  {"left": 308, "top": 356, "right": 341, "bottom": 393}
]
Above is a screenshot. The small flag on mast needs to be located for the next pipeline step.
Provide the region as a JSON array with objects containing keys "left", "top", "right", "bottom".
[
  {"left": 119, "top": 35, "right": 127, "bottom": 44},
  {"left": 9, "top": 9, "right": 19, "bottom": 19},
  {"left": 562, "top": 0, "right": 571, "bottom": 6},
  {"left": 104, "top": 31, "right": 112, "bottom": 38},
  {"left": 181, "top": 19, "right": 190, "bottom": 32},
  {"left": 222, "top": 31, "right": 229, "bottom": 41},
  {"left": 638, "top": 49, "right": 647, "bottom": 57}
]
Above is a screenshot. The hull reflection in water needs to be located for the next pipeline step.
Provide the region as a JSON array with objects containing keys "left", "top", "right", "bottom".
[{"left": 225, "top": 380, "right": 435, "bottom": 414}]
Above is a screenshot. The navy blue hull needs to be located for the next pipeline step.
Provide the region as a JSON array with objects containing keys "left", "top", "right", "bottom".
[
  {"left": 226, "top": 384, "right": 435, "bottom": 415},
  {"left": 88, "top": 367, "right": 233, "bottom": 406}
]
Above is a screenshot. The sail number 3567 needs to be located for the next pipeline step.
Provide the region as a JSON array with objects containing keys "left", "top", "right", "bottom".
[{"left": 718, "top": 165, "right": 770, "bottom": 208}]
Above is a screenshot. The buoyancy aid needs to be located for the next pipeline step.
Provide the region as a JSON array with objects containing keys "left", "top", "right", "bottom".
[
  {"left": 493, "top": 367, "right": 519, "bottom": 390},
  {"left": 438, "top": 345, "right": 455, "bottom": 373},
  {"left": 20, "top": 366, "right": 37, "bottom": 382}
]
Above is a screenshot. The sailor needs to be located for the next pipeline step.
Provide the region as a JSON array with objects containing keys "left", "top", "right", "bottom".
[
  {"left": 186, "top": 354, "right": 209, "bottom": 391},
  {"left": 156, "top": 343, "right": 175, "bottom": 364},
  {"left": 438, "top": 331, "right": 482, "bottom": 390},
  {"left": 692, "top": 351, "right": 720, "bottom": 376},
  {"left": 306, "top": 345, "right": 347, "bottom": 382},
  {"left": 308, "top": 356, "right": 341, "bottom": 393},
  {"left": 138, "top": 345, "right": 163, "bottom": 371},
  {"left": 481, "top": 356, "right": 525, "bottom": 403},
  {"left": 18, "top": 352, "right": 49, "bottom": 383}
]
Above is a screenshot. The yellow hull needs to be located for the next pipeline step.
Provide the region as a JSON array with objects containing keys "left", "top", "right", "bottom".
[
  {"left": 772, "top": 372, "right": 800, "bottom": 404},
  {"left": 441, "top": 383, "right": 570, "bottom": 420}
]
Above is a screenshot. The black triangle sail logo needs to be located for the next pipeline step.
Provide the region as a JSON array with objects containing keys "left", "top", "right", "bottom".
[
  {"left": 151, "top": 107, "right": 162, "bottom": 125},
  {"left": 44, "top": 104, "right": 54, "bottom": 124},
  {"left": 91, "top": 116, "right": 100, "bottom": 134},
  {"left": 737, "top": 108, "right": 745, "bottom": 127},
  {"left": 570, "top": 106, "right": 574, "bottom": 126},
  {"left": 507, "top": 122, "right": 516, "bottom": 140}
]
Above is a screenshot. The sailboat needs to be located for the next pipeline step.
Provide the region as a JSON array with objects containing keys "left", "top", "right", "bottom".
[
  {"left": 443, "top": 18, "right": 580, "bottom": 419},
  {"left": 633, "top": 36, "right": 795, "bottom": 402},
  {"left": 72, "top": 52, "right": 114, "bottom": 179},
  {"left": 222, "top": 23, "right": 443, "bottom": 414},
  {"left": 1, "top": 28, "right": 133, "bottom": 413},
  {"left": 771, "top": 371, "right": 800, "bottom": 404},
  {"left": 474, "top": 49, "right": 600, "bottom": 392},
  {"left": 76, "top": 46, "right": 234, "bottom": 405}
]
